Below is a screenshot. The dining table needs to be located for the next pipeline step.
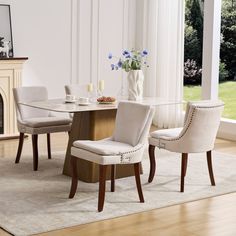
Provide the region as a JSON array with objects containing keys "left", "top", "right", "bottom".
[{"left": 19, "top": 97, "right": 183, "bottom": 183}]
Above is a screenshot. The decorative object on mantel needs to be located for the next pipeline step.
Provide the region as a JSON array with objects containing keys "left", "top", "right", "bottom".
[
  {"left": 0, "top": 4, "right": 14, "bottom": 58},
  {"left": 108, "top": 49, "right": 148, "bottom": 101},
  {"left": 0, "top": 39, "right": 10, "bottom": 58}
]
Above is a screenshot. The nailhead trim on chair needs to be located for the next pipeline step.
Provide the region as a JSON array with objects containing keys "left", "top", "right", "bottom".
[
  {"left": 158, "top": 139, "right": 166, "bottom": 149},
  {"left": 157, "top": 104, "right": 224, "bottom": 147},
  {"left": 120, "top": 144, "right": 144, "bottom": 163}
]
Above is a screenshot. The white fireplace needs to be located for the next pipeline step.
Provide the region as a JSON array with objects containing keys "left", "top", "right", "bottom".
[{"left": 0, "top": 58, "right": 28, "bottom": 139}]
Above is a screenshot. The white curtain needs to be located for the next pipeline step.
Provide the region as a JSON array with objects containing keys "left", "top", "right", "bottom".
[{"left": 141, "top": 0, "right": 185, "bottom": 128}]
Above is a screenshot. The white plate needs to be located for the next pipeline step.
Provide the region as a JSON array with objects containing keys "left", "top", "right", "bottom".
[
  {"left": 98, "top": 101, "right": 116, "bottom": 104},
  {"left": 78, "top": 102, "right": 91, "bottom": 106},
  {"left": 65, "top": 99, "right": 77, "bottom": 103}
]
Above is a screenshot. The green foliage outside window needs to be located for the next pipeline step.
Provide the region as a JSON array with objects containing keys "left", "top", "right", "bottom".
[
  {"left": 221, "top": 0, "right": 236, "bottom": 80},
  {"left": 184, "top": 0, "right": 236, "bottom": 85}
]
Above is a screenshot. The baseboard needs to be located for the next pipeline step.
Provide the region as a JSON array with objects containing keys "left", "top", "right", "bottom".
[
  {"left": 0, "top": 133, "right": 28, "bottom": 140},
  {"left": 217, "top": 118, "right": 236, "bottom": 141}
]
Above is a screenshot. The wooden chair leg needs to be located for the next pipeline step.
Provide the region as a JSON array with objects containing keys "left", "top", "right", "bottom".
[
  {"left": 15, "top": 133, "right": 24, "bottom": 164},
  {"left": 180, "top": 153, "right": 188, "bottom": 192},
  {"left": 98, "top": 165, "right": 107, "bottom": 212},
  {"left": 69, "top": 156, "right": 79, "bottom": 198},
  {"left": 148, "top": 145, "right": 156, "bottom": 183},
  {"left": 32, "top": 134, "right": 39, "bottom": 171},
  {"left": 47, "top": 133, "right": 52, "bottom": 159},
  {"left": 206, "top": 151, "right": 216, "bottom": 186},
  {"left": 134, "top": 162, "right": 144, "bottom": 203},
  {"left": 184, "top": 155, "right": 188, "bottom": 177},
  {"left": 111, "top": 165, "right": 116, "bottom": 192}
]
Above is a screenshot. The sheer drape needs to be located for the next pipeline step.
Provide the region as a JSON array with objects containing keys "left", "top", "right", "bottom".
[{"left": 141, "top": 0, "right": 185, "bottom": 128}]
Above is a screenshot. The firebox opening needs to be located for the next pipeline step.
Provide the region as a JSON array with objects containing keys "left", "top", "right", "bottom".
[{"left": 0, "top": 94, "right": 3, "bottom": 134}]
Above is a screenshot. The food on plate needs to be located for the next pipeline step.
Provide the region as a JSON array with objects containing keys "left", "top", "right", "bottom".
[{"left": 97, "top": 96, "right": 116, "bottom": 103}]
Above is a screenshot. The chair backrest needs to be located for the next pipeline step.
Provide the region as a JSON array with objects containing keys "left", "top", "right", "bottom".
[
  {"left": 65, "top": 84, "right": 88, "bottom": 97},
  {"left": 113, "top": 102, "right": 154, "bottom": 146},
  {"left": 65, "top": 85, "right": 73, "bottom": 95},
  {"left": 13, "top": 86, "right": 49, "bottom": 121},
  {"left": 180, "top": 100, "right": 224, "bottom": 152}
]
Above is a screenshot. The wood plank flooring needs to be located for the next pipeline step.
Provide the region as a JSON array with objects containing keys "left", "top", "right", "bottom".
[{"left": 0, "top": 133, "right": 235, "bottom": 236}]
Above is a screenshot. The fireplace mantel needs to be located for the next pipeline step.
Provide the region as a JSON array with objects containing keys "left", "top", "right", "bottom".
[{"left": 0, "top": 57, "right": 28, "bottom": 139}]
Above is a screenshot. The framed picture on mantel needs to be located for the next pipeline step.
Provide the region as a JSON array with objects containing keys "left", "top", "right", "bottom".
[{"left": 0, "top": 4, "right": 14, "bottom": 58}]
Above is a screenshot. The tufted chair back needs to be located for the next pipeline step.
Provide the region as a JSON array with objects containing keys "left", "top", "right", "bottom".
[
  {"left": 113, "top": 102, "right": 154, "bottom": 147},
  {"left": 13, "top": 87, "right": 49, "bottom": 122},
  {"left": 169, "top": 101, "right": 224, "bottom": 153}
]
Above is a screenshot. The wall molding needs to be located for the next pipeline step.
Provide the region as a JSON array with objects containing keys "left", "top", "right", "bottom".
[
  {"left": 70, "top": 0, "right": 79, "bottom": 84},
  {"left": 96, "top": 0, "right": 100, "bottom": 85},
  {"left": 69, "top": 0, "right": 136, "bottom": 93}
]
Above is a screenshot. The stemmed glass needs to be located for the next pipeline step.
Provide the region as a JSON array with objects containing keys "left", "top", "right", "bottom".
[
  {"left": 97, "top": 80, "right": 105, "bottom": 97},
  {"left": 87, "top": 83, "right": 94, "bottom": 102}
]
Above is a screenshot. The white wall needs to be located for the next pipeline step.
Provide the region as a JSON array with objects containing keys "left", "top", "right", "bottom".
[
  {"left": 13, "top": 0, "right": 71, "bottom": 98},
  {"left": 72, "top": 0, "right": 136, "bottom": 97},
  {"left": 0, "top": 0, "right": 136, "bottom": 98}
]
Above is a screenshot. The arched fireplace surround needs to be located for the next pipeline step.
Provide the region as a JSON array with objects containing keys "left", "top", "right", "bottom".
[{"left": 0, "top": 58, "right": 27, "bottom": 138}]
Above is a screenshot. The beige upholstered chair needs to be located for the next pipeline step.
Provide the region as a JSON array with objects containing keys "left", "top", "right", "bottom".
[
  {"left": 65, "top": 84, "right": 88, "bottom": 97},
  {"left": 65, "top": 85, "right": 83, "bottom": 118},
  {"left": 148, "top": 100, "right": 224, "bottom": 192},
  {"left": 13, "top": 86, "right": 71, "bottom": 171},
  {"left": 64, "top": 85, "right": 74, "bottom": 96},
  {"left": 69, "top": 102, "right": 155, "bottom": 212}
]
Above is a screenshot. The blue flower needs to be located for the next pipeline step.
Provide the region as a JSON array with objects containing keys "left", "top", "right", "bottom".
[
  {"left": 108, "top": 53, "right": 113, "bottom": 59},
  {"left": 142, "top": 50, "right": 148, "bottom": 55},
  {"left": 117, "top": 60, "right": 122, "bottom": 68},
  {"left": 122, "top": 50, "right": 129, "bottom": 56},
  {"left": 108, "top": 48, "right": 149, "bottom": 72}
]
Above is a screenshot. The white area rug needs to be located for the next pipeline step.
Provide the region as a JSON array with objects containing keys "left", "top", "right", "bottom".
[{"left": 0, "top": 149, "right": 236, "bottom": 236}]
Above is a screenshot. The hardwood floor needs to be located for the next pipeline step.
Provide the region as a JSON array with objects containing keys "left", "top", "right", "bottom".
[{"left": 0, "top": 133, "right": 235, "bottom": 236}]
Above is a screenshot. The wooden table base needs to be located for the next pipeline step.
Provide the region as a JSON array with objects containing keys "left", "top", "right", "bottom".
[{"left": 63, "top": 110, "right": 142, "bottom": 183}]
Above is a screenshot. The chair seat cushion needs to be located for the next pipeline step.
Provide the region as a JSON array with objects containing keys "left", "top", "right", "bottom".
[
  {"left": 73, "top": 139, "right": 133, "bottom": 155},
  {"left": 150, "top": 127, "right": 182, "bottom": 139},
  {"left": 23, "top": 117, "right": 71, "bottom": 128},
  {"left": 71, "top": 139, "right": 145, "bottom": 165}
]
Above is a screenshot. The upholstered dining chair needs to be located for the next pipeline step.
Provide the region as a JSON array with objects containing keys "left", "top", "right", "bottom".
[
  {"left": 65, "top": 84, "right": 88, "bottom": 97},
  {"left": 68, "top": 102, "right": 154, "bottom": 212},
  {"left": 64, "top": 85, "right": 74, "bottom": 96},
  {"left": 13, "top": 86, "right": 71, "bottom": 171},
  {"left": 148, "top": 100, "right": 224, "bottom": 192},
  {"left": 65, "top": 85, "right": 84, "bottom": 118}
]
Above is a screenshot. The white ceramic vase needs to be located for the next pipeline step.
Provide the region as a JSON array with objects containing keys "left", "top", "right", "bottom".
[{"left": 127, "top": 70, "right": 144, "bottom": 101}]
